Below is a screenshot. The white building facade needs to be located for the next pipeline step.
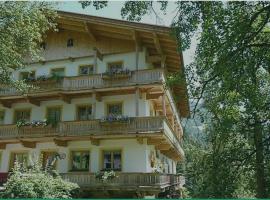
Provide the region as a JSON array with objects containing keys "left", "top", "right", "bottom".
[{"left": 0, "top": 11, "right": 189, "bottom": 198}]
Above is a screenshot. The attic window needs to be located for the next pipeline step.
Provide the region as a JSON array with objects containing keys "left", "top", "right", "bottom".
[
  {"left": 40, "top": 42, "right": 46, "bottom": 50},
  {"left": 67, "top": 38, "right": 74, "bottom": 47}
]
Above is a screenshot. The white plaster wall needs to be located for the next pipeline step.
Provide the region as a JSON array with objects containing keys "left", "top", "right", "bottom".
[
  {"left": 0, "top": 139, "right": 149, "bottom": 173},
  {"left": 13, "top": 50, "right": 148, "bottom": 80},
  {"left": 0, "top": 94, "right": 154, "bottom": 124}
]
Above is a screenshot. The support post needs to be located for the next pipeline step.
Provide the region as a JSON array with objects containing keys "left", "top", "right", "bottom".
[
  {"left": 135, "top": 87, "right": 139, "bottom": 116},
  {"left": 162, "top": 94, "right": 166, "bottom": 117},
  {"left": 92, "top": 92, "right": 96, "bottom": 119}
]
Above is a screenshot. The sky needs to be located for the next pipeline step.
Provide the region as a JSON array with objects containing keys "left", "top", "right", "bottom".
[{"left": 55, "top": 1, "right": 196, "bottom": 66}]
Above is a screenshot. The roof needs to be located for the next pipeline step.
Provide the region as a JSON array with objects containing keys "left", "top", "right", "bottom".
[{"left": 57, "top": 10, "right": 190, "bottom": 117}]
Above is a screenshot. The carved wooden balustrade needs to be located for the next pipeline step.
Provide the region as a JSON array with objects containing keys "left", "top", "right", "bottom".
[
  {"left": 0, "top": 117, "right": 182, "bottom": 154},
  {"left": 61, "top": 172, "right": 185, "bottom": 189},
  {"left": 0, "top": 69, "right": 164, "bottom": 96}
]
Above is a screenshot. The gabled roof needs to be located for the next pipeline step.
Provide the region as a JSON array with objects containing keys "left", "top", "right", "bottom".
[{"left": 57, "top": 10, "right": 190, "bottom": 117}]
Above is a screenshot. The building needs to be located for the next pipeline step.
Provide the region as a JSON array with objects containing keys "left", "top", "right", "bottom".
[{"left": 0, "top": 11, "right": 189, "bottom": 198}]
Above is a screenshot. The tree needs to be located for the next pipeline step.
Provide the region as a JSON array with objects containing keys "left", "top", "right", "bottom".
[
  {"left": 0, "top": 2, "right": 56, "bottom": 91},
  {"left": 1, "top": 161, "right": 79, "bottom": 198},
  {"left": 81, "top": 1, "right": 270, "bottom": 198}
]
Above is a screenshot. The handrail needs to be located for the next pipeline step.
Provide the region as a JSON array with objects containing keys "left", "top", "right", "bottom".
[
  {"left": 0, "top": 117, "right": 182, "bottom": 151},
  {"left": 0, "top": 69, "right": 164, "bottom": 96}
]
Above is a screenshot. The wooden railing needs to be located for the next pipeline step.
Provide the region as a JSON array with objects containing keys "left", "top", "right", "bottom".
[
  {"left": 0, "top": 117, "right": 182, "bottom": 151},
  {"left": 0, "top": 69, "right": 164, "bottom": 96},
  {"left": 0, "top": 117, "right": 165, "bottom": 138},
  {"left": 59, "top": 116, "right": 164, "bottom": 136},
  {"left": 0, "top": 172, "right": 184, "bottom": 189},
  {"left": 61, "top": 173, "right": 185, "bottom": 189}
]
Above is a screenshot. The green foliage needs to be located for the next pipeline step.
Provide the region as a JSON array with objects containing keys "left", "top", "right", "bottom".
[
  {"left": 1, "top": 161, "right": 79, "bottom": 198},
  {"left": 0, "top": 2, "right": 56, "bottom": 91},
  {"left": 95, "top": 170, "right": 118, "bottom": 182}
]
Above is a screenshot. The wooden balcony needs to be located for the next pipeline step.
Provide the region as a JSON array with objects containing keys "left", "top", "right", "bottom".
[
  {"left": 0, "top": 117, "right": 183, "bottom": 160},
  {"left": 61, "top": 172, "right": 185, "bottom": 192},
  {"left": 0, "top": 69, "right": 164, "bottom": 97}
]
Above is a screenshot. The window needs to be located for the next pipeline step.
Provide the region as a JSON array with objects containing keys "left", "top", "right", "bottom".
[
  {"left": 42, "top": 151, "right": 57, "bottom": 170},
  {"left": 10, "top": 152, "right": 28, "bottom": 169},
  {"left": 102, "top": 150, "right": 121, "bottom": 171},
  {"left": 71, "top": 151, "right": 90, "bottom": 171},
  {"left": 51, "top": 68, "right": 65, "bottom": 77},
  {"left": 46, "top": 107, "right": 62, "bottom": 125},
  {"left": 77, "top": 105, "right": 92, "bottom": 120},
  {"left": 40, "top": 42, "right": 46, "bottom": 50},
  {"left": 107, "top": 62, "right": 123, "bottom": 72},
  {"left": 0, "top": 110, "right": 5, "bottom": 124},
  {"left": 67, "top": 38, "right": 74, "bottom": 47},
  {"left": 107, "top": 102, "right": 122, "bottom": 115},
  {"left": 20, "top": 71, "right": 35, "bottom": 81},
  {"left": 14, "top": 109, "right": 31, "bottom": 123},
  {"left": 79, "top": 65, "right": 94, "bottom": 75}
]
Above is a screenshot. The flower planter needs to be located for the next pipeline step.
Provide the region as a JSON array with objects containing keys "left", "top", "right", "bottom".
[
  {"left": 102, "top": 73, "right": 131, "bottom": 80},
  {"left": 99, "top": 120, "right": 130, "bottom": 126}
]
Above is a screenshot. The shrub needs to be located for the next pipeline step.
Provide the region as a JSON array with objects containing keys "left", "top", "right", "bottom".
[{"left": 1, "top": 161, "right": 79, "bottom": 198}]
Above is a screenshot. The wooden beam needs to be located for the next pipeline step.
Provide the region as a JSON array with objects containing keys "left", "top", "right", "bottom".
[
  {"left": 0, "top": 101, "right": 11, "bottom": 108},
  {"left": 146, "top": 92, "right": 163, "bottom": 100},
  {"left": 147, "top": 138, "right": 165, "bottom": 145},
  {"left": 93, "top": 47, "right": 103, "bottom": 61},
  {"left": 0, "top": 143, "right": 6, "bottom": 149},
  {"left": 162, "top": 94, "right": 167, "bottom": 116},
  {"left": 59, "top": 94, "right": 71, "bottom": 104},
  {"left": 136, "top": 137, "right": 144, "bottom": 145},
  {"left": 146, "top": 55, "right": 162, "bottom": 63},
  {"left": 153, "top": 33, "right": 163, "bottom": 55},
  {"left": 132, "top": 30, "right": 142, "bottom": 51},
  {"left": 21, "top": 141, "right": 36, "bottom": 148},
  {"left": 54, "top": 139, "right": 68, "bottom": 147},
  {"left": 156, "top": 144, "right": 171, "bottom": 151},
  {"left": 95, "top": 92, "right": 102, "bottom": 102},
  {"left": 90, "top": 138, "right": 100, "bottom": 146},
  {"left": 25, "top": 97, "right": 40, "bottom": 106},
  {"left": 84, "top": 22, "right": 97, "bottom": 42},
  {"left": 135, "top": 87, "right": 139, "bottom": 116}
]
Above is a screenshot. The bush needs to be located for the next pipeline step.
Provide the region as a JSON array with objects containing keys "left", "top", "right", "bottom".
[{"left": 1, "top": 161, "right": 79, "bottom": 198}]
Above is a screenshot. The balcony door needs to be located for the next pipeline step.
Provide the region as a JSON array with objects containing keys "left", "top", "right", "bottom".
[{"left": 46, "top": 107, "right": 62, "bottom": 126}]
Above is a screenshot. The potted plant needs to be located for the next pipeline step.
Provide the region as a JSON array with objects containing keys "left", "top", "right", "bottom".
[
  {"left": 100, "top": 114, "right": 130, "bottom": 125},
  {"left": 101, "top": 68, "right": 131, "bottom": 80}
]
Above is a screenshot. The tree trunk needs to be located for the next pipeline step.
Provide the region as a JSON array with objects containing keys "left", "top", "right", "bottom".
[{"left": 254, "top": 122, "right": 267, "bottom": 198}]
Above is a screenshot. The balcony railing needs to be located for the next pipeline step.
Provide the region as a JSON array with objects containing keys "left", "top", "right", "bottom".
[
  {"left": 0, "top": 172, "right": 184, "bottom": 190},
  {"left": 0, "top": 117, "right": 182, "bottom": 153},
  {"left": 61, "top": 173, "right": 185, "bottom": 190},
  {"left": 0, "top": 69, "right": 164, "bottom": 96}
]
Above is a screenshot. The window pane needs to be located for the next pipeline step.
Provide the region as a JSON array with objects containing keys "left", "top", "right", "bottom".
[
  {"left": 113, "top": 152, "right": 121, "bottom": 170},
  {"left": 20, "top": 71, "right": 35, "bottom": 80},
  {"left": 51, "top": 69, "right": 65, "bottom": 77},
  {"left": 79, "top": 65, "right": 93, "bottom": 75},
  {"left": 81, "top": 152, "right": 89, "bottom": 170},
  {"left": 15, "top": 110, "right": 31, "bottom": 122},
  {"left": 103, "top": 152, "right": 112, "bottom": 169},
  {"left": 108, "top": 62, "right": 123, "bottom": 72},
  {"left": 72, "top": 152, "right": 81, "bottom": 170},
  {"left": 72, "top": 151, "right": 89, "bottom": 171},
  {"left": 47, "top": 108, "right": 61, "bottom": 124},
  {"left": 78, "top": 106, "right": 92, "bottom": 120},
  {"left": 0, "top": 111, "right": 4, "bottom": 124},
  {"left": 108, "top": 104, "right": 122, "bottom": 115}
]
